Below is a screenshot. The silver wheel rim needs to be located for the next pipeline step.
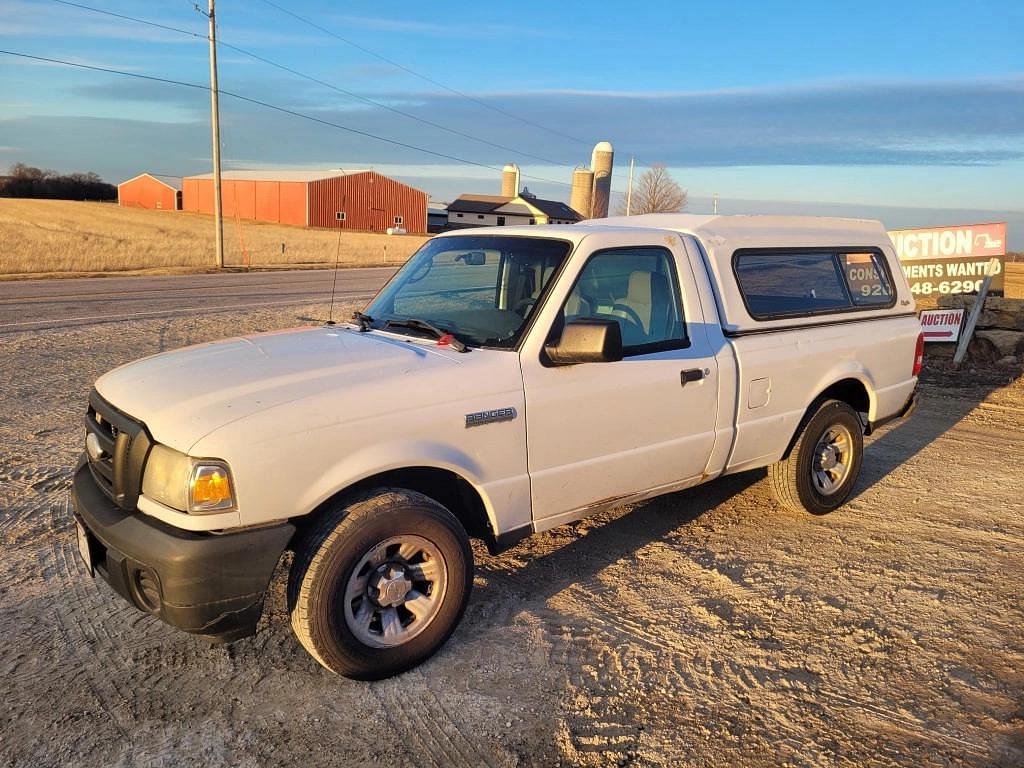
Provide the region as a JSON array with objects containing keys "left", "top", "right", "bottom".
[
  {"left": 342, "top": 535, "right": 448, "bottom": 649},
  {"left": 811, "top": 423, "right": 854, "bottom": 496}
]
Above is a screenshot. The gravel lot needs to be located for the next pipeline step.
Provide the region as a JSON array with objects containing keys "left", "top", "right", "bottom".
[{"left": 1, "top": 289, "right": 1022, "bottom": 767}]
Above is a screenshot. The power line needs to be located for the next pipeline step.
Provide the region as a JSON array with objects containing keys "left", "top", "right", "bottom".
[
  {"left": 0, "top": 49, "right": 583, "bottom": 190},
  {"left": 52, "top": 0, "right": 206, "bottom": 40},
  {"left": 255, "top": 0, "right": 588, "bottom": 147},
  {"left": 214, "top": 43, "right": 566, "bottom": 166},
  {"left": 50, "top": 0, "right": 568, "bottom": 167}
]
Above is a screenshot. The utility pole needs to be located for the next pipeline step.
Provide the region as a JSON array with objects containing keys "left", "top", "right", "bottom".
[
  {"left": 206, "top": 0, "right": 225, "bottom": 268},
  {"left": 626, "top": 156, "right": 635, "bottom": 216}
]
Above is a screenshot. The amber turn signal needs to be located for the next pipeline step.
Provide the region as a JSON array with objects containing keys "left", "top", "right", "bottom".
[{"left": 189, "top": 463, "right": 235, "bottom": 512}]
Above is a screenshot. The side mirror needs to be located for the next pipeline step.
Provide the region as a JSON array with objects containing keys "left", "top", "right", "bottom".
[
  {"left": 545, "top": 319, "right": 623, "bottom": 366},
  {"left": 455, "top": 250, "right": 486, "bottom": 265}
]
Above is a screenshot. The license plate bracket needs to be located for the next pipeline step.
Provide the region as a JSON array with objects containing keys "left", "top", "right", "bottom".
[{"left": 76, "top": 521, "right": 95, "bottom": 577}]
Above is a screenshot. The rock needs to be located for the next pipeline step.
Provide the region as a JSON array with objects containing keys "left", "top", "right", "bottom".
[
  {"left": 937, "top": 295, "right": 1024, "bottom": 330},
  {"left": 937, "top": 294, "right": 971, "bottom": 310},
  {"left": 924, "top": 343, "right": 955, "bottom": 359},
  {"left": 975, "top": 328, "right": 1024, "bottom": 357},
  {"left": 996, "top": 355, "right": 1019, "bottom": 368},
  {"left": 979, "top": 297, "right": 1024, "bottom": 330},
  {"left": 967, "top": 337, "right": 999, "bottom": 364}
]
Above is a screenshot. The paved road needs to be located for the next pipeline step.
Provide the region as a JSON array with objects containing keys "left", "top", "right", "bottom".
[{"left": 0, "top": 268, "right": 397, "bottom": 333}]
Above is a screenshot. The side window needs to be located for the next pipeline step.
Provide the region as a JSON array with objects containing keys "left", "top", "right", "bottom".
[
  {"left": 562, "top": 247, "right": 687, "bottom": 355},
  {"left": 839, "top": 251, "right": 893, "bottom": 306},
  {"left": 734, "top": 252, "right": 847, "bottom": 319},
  {"left": 734, "top": 249, "right": 896, "bottom": 320}
]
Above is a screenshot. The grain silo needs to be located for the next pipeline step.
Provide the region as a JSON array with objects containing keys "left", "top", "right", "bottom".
[
  {"left": 590, "top": 141, "right": 614, "bottom": 218},
  {"left": 570, "top": 165, "right": 594, "bottom": 218},
  {"left": 501, "top": 163, "right": 520, "bottom": 197}
]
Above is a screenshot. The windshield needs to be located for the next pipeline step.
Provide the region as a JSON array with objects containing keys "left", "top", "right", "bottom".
[{"left": 363, "top": 235, "right": 572, "bottom": 348}]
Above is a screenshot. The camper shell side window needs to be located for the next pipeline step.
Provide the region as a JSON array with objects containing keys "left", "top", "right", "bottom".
[{"left": 732, "top": 247, "right": 896, "bottom": 321}]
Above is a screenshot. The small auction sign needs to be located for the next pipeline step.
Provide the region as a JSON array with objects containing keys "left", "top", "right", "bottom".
[
  {"left": 919, "top": 308, "right": 965, "bottom": 343},
  {"left": 888, "top": 222, "right": 1006, "bottom": 296}
]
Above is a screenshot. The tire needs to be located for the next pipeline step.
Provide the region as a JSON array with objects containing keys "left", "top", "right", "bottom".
[
  {"left": 769, "top": 399, "right": 864, "bottom": 515},
  {"left": 288, "top": 488, "right": 473, "bottom": 680}
]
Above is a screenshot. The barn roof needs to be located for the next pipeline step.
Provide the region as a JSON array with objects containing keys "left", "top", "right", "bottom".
[
  {"left": 119, "top": 173, "right": 182, "bottom": 191},
  {"left": 447, "top": 193, "right": 581, "bottom": 220},
  {"left": 447, "top": 194, "right": 510, "bottom": 214},
  {"left": 184, "top": 169, "right": 369, "bottom": 182},
  {"left": 523, "top": 197, "right": 582, "bottom": 220}
]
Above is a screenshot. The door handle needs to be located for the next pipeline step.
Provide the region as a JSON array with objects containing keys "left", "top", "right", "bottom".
[{"left": 681, "top": 368, "right": 705, "bottom": 387}]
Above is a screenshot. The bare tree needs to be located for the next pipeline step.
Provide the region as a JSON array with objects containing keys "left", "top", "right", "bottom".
[
  {"left": 616, "top": 164, "right": 687, "bottom": 215},
  {"left": 1, "top": 163, "right": 115, "bottom": 201}
]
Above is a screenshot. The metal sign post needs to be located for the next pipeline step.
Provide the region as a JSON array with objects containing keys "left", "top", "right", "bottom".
[{"left": 953, "top": 258, "right": 1001, "bottom": 367}]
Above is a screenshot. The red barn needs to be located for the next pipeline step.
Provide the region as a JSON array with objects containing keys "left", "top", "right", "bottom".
[
  {"left": 118, "top": 173, "right": 181, "bottom": 211},
  {"left": 181, "top": 170, "right": 428, "bottom": 234}
]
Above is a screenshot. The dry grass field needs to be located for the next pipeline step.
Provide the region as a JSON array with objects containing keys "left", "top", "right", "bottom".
[{"left": 0, "top": 199, "right": 429, "bottom": 276}]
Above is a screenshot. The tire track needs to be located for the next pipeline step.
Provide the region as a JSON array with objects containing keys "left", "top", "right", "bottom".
[
  {"left": 369, "top": 683, "right": 452, "bottom": 768},
  {"left": 411, "top": 668, "right": 503, "bottom": 768},
  {"left": 547, "top": 576, "right": 1000, "bottom": 765}
]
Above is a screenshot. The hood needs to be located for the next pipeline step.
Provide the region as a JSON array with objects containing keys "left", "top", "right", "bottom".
[{"left": 95, "top": 325, "right": 463, "bottom": 451}]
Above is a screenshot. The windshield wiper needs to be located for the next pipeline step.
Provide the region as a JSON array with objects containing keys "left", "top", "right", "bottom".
[
  {"left": 352, "top": 310, "right": 374, "bottom": 332},
  {"left": 384, "top": 318, "right": 468, "bottom": 353}
]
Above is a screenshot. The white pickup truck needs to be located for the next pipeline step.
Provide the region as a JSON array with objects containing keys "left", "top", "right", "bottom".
[{"left": 72, "top": 214, "right": 921, "bottom": 679}]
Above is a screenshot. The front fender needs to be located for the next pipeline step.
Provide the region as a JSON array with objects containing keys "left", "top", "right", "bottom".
[{"left": 295, "top": 438, "right": 530, "bottom": 539}]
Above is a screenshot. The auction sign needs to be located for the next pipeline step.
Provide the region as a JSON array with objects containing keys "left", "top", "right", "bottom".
[
  {"left": 919, "top": 308, "right": 965, "bottom": 342},
  {"left": 888, "top": 222, "right": 1006, "bottom": 296}
]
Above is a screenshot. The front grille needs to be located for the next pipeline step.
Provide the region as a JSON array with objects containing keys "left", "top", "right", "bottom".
[{"left": 83, "top": 390, "right": 152, "bottom": 510}]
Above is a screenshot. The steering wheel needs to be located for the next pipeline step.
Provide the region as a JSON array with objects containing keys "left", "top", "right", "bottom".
[
  {"left": 513, "top": 297, "right": 537, "bottom": 316},
  {"left": 611, "top": 303, "right": 645, "bottom": 331}
]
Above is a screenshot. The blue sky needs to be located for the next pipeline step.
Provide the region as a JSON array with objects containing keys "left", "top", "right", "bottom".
[{"left": 2, "top": 0, "right": 1023, "bottom": 243}]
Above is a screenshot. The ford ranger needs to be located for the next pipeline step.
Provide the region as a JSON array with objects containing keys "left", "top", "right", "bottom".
[{"left": 72, "top": 214, "right": 921, "bottom": 679}]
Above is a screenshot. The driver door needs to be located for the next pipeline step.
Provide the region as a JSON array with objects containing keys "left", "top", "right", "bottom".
[{"left": 520, "top": 238, "right": 720, "bottom": 527}]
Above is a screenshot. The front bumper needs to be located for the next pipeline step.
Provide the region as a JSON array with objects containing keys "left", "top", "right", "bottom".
[{"left": 71, "top": 457, "right": 294, "bottom": 643}]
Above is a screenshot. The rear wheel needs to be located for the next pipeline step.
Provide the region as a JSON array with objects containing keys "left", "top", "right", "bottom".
[
  {"left": 288, "top": 488, "right": 473, "bottom": 680},
  {"left": 769, "top": 399, "right": 863, "bottom": 515}
]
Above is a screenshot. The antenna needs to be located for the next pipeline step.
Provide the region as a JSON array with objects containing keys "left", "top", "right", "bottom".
[{"left": 326, "top": 225, "right": 343, "bottom": 324}]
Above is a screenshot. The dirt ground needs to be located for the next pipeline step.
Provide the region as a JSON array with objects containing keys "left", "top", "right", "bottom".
[{"left": 1, "top": 301, "right": 1022, "bottom": 767}]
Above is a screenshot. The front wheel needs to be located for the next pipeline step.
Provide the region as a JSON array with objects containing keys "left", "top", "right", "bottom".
[
  {"left": 769, "top": 399, "right": 864, "bottom": 515},
  {"left": 288, "top": 489, "right": 473, "bottom": 680}
]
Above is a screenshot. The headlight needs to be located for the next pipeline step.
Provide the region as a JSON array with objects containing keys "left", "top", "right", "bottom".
[
  {"left": 142, "top": 445, "right": 190, "bottom": 511},
  {"left": 142, "top": 445, "right": 236, "bottom": 514}
]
